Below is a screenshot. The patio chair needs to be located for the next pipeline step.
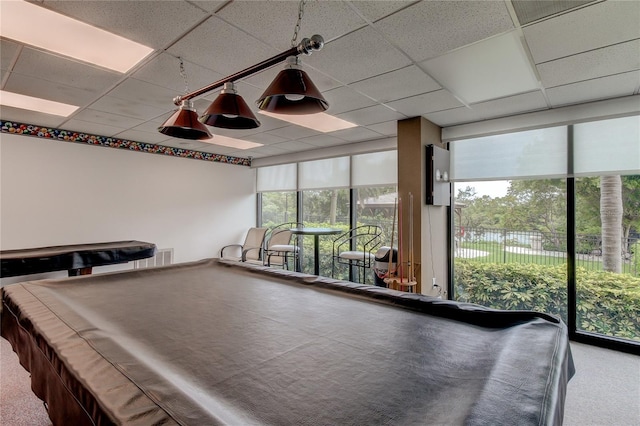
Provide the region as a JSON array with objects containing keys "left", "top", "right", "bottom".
[
  {"left": 264, "top": 222, "right": 303, "bottom": 271},
  {"left": 332, "top": 225, "right": 382, "bottom": 284},
  {"left": 220, "top": 227, "right": 267, "bottom": 262}
]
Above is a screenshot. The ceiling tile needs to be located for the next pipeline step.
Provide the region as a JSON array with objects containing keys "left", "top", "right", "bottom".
[
  {"left": 40, "top": 0, "right": 209, "bottom": 49},
  {"left": 107, "top": 78, "right": 179, "bottom": 109},
  {"left": 241, "top": 144, "right": 291, "bottom": 158},
  {"left": 188, "top": 1, "right": 226, "bottom": 13},
  {"left": 523, "top": 0, "right": 640, "bottom": 64},
  {"left": 62, "top": 118, "right": 128, "bottom": 137},
  {"left": 11, "top": 47, "right": 120, "bottom": 92},
  {"left": 70, "top": 108, "right": 145, "bottom": 129},
  {"left": 337, "top": 104, "right": 406, "bottom": 126},
  {"left": 375, "top": 1, "right": 514, "bottom": 62},
  {"left": 366, "top": 120, "right": 397, "bottom": 137},
  {"left": 266, "top": 125, "right": 321, "bottom": 140},
  {"left": 297, "top": 134, "right": 347, "bottom": 147},
  {"left": 421, "top": 31, "right": 540, "bottom": 104},
  {"left": 546, "top": 71, "right": 640, "bottom": 108},
  {"left": 328, "top": 126, "right": 386, "bottom": 142},
  {"left": 168, "top": 16, "right": 279, "bottom": 76},
  {"left": 132, "top": 54, "right": 224, "bottom": 94},
  {"left": 3, "top": 72, "right": 100, "bottom": 106},
  {"left": 113, "top": 128, "right": 173, "bottom": 145},
  {"left": 88, "top": 95, "right": 168, "bottom": 121},
  {"left": 269, "top": 140, "right": 318, "bottom": 152},
  {"left": 304, "top": 26, "right": 411, "bottom": 84},
  {"left": 322, "top": 86, "right": 377, "bottom": 114},
  {"left": 0, "top": 39, "right": 20, "bottom": 71},
  {"left": 386, "top": 90, "right": 463, "bottom": 116},
  {"left": 241, "top": 132, "right": 289, "bottom": 146},
  {"left": 472, "top": 91, "right": 548, "bottom": 119},
  {"left": 217, "top": 1, "right": 365, "bottom": 48},
  {"left": 537, "top": 40, "right": 640, "bottom": 88},
  {"left": 512, "top": 0, "right": 593, "bottom": 25},
  {"left": 424, "top": 106, "right": 483, "bottom": 127},
  {"left": 349, "top": 65, "right": 440, "bottom": 103},
  {"left": 348, "top": 1, "right": 416, "bottom": 22},
  {"left": 0, "top": 105, "right": 66, "bottom": 128}
]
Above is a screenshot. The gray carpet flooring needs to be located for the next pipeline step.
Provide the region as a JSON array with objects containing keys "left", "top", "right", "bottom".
[{"left": 1, "top": 337, "right": 638, "bottom": 425}]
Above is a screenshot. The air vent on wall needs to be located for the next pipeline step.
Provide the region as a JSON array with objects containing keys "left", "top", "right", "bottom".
[{"left": 135, "top": 248, "right": 173, "bottom": 269}]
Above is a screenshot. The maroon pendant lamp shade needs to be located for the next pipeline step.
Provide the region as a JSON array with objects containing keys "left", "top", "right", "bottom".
[
  {"left": 199, "top": 83, "right": 260, "bottom": 129},
  {"left": 158, "top": 100, "right": 212, "bottom": 140},
  {"left": 257, "top": 66, "right": 328, "bottom": 115}
]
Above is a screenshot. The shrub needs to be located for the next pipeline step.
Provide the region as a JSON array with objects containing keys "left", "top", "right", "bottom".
[{"left": 454, "top": 260, "right": 640, "bottom": 341}]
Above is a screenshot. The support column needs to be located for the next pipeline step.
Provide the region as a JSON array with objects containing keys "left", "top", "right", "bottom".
[{"left": 397, "top": 117, "right": 447, "bottom": 295}]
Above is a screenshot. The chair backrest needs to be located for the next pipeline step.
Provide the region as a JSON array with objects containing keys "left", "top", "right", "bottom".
[
  {"left": 244, "top": 227, "right": 268, "bottom": 261},
  {"left": 333, "top": 225, "right": 382, "bottom": 254},
  {"left": 268, "top": 229, "right": 293, "bottom": 248}
]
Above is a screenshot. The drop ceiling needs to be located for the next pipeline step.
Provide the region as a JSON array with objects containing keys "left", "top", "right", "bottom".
[{"left": 1, "top": 0, "right": 639, "bottom": 161}]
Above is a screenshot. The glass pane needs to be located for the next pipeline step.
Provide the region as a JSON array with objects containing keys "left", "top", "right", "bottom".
[
  {"left": 453, "top": 179, "right": 568, "bottom": 322},
  {"left": 352, "top": 151, "right": 398, "bottom": 187},
  {"left": 300, "top": 189, "right": 350, "bottom": 277},
  {"left": 575, "top": 175, "right": 640, "bottom": 342},
  {"left": 260, "top": 192, "right": 297, "bottom": 229}
]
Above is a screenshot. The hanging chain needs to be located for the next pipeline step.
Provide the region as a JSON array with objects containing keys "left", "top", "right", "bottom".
[
  {"left": 290, "top": 0, "right": 307, "bottom": 47},
  {"left": 178, "top": 57, "right": 189, "bottom": 95}
]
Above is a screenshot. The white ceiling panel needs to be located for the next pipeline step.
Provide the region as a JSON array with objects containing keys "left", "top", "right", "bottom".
[
  {"left": 113, "top": 128, "right": 174, "bottom": 144},
  {"left": 0, "top": 39, "right": 20, "bottom": 71},
  {"left": 266, "top": 125, "right": 321, "bottom": 141},
  {"left": 537, "top": 39, "right": 640, "bottom": 88},
  {"left": 168, "top": 16, "right": 279, "bottom": 76},
  {"left": 328, "top": 126, "right": 386, "bottom": 142},
  {"left": 69, "top": 108, "right": 146, "bottom": 129},
  {"left": 424, "top": 106, "right": 483, "bottom": 127},
  {"left": 304, "top": 26, "right": 411, "bottom": 84},
  {"left": 349, "top": 65, "right": 440, "bottom": 103},
  {"left": 62, "top": 118, "right": 129, "bottom": 137},
  {"left": 270, "top": 140, "right": 318, "bottom": 152},
  {"left": 366, "top": 120, "right": 398, "bottom": 136},
  {"left": 106, "top": 78, "right": 180, "bottom": 109},
  {"left": 546, "top": 71, "right": 640, "bottom": 108},
  {"left": 40, "top": 0, "right": 209, "bottom": 49},
  {"left": 348, "top": 1, "right": 417, "bottom": 23},
  {"left": 189, "top": 1, "right": 227, "bottom": 14},
  {"left": 375, "top": 0, "right": 514, "bottom": 62},
  {"left": 88, "top": 95, "right": 167, "bottom": 121},
  {"left": 322, "top": 86, "right": 378, "bottom": 114},
  {"left": 337, "top": 104, "right": 406, "bottom": 126},
  {"left": 11, "top": 47, "right": 121, "bottom": 91},
  {"left": 241, "top": 132, "right": 289, "bottom": 146},
  {"left": 132, "top": 54, "right": 224, "bottom": 95},
  {"left": 387, "top": 90, "right": 463, "bottom": 116},
  {"left": 472, "top": 91, "right": 548, "bottom": 119},
  {"left": 0, "top": 105, "right": 66, "bottom": 128},
  {"left": 298, "top": 134, "right": 348, "bottom": 147},
  {"left": 217, "top": 0, "right": 365, "bottom": 47},
  {"left": 3, "top": 72, "right": 100, "bottom": 106},
  {"left": 523, "top": 0, "right": 640, "bottom": 64}
]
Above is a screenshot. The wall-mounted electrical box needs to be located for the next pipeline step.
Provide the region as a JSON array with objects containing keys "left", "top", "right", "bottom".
[{"left": 425, "top": 144, "right": 451, "bottom": 206}]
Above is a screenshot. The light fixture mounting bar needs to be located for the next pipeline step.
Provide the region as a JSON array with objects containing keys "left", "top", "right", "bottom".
[{"left": 173, "top": 35, "right": 324, "bottom": 106}]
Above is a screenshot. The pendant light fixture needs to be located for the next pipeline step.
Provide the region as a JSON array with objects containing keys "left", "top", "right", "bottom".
[
  {"left": 256, "top": 55, "right": 328, "bottom": 114},
  {"left": 257, "top": 1, "right": 327, "bottom": 114},
  {"left": 158, "top": 59, "right": 212, "bottom": 140},
  {"left": 199, "top": 82, "right": 260, "bottom": 129},
  {"left": 158, "top": 0, "right": 327, "bottom": 140}
]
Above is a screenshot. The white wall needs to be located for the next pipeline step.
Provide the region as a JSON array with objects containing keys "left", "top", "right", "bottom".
[{"left": 0, "top": 133, "right": 256, "bottom": 283}]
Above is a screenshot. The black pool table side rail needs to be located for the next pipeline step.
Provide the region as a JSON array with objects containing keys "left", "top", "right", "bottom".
[{"left": 0, "top": 240, "right": 157, "bottom": 277}]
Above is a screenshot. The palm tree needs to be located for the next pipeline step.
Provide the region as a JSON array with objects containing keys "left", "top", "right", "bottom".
[{"left": 600, "top": 175, "right": 623, "bottom": 273}]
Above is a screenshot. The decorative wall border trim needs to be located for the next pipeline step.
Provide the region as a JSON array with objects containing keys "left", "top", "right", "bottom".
[{"left": 0, "top": 121, "right": 252, "bottom": 167}]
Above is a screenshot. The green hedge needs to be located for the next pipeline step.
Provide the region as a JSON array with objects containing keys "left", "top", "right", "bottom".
[{"left": 454, "top": 260, "right": 640, "bottom": 341}]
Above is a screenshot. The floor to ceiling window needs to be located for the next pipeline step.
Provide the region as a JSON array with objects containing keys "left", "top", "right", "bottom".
[{"left": 450, "top": 116, "right": 640, "bottom": 351}]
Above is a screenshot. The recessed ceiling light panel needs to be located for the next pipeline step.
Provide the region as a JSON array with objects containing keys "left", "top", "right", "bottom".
[
  {"left": 1, "top": 0, "right": 154, "bottom": 73},
  {"left": 0, "top": 90, "right": 79, "bottom": 116},
  {"left": 421, "top": 31, "right": 540, "bottom": 104},
  {"left": 201, "top": 135, "right": 263, "bottom": 150},
  {"left": 258, "top": 111, "right": 357, "bottom": 133}
]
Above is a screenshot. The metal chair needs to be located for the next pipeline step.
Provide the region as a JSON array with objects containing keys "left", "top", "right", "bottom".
[
  {"left": 264, "top": 222, "right": 303, "bottom": 271},
  {"left": 220, "top": 227, "right": 268, "bottom": 262},
  {"left": 332, "top": 225, "right": 382, "bottom": 283}
]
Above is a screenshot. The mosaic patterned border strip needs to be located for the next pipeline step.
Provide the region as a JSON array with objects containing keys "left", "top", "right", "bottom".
[{"left": 0, "top": 121, "right": 252, "bottom": 167}]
